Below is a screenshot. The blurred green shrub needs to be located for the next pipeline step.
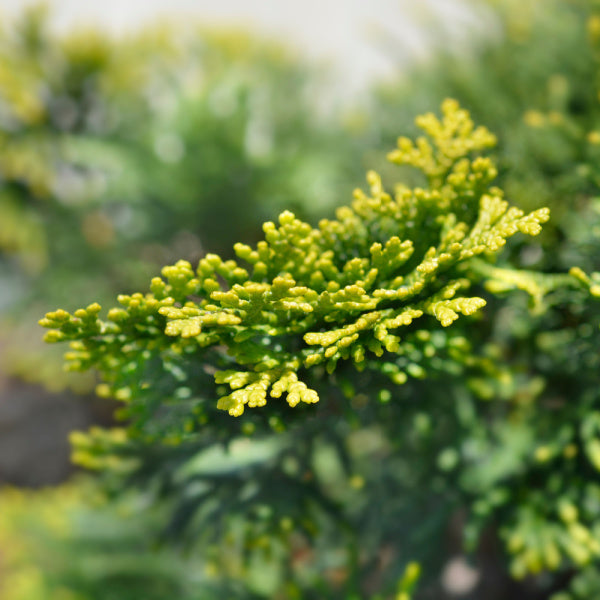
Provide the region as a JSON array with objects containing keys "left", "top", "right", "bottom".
[
  {"left": 0, "top": 480, "right": 260, "bottom": 600},
  {"left": 0, "top": 5, "right": 361, "bottom": 390},
  {"left": 8, "top": 0, "right": 600, "bottom": 599},
  {"left": 0, "top": 477, "right": 422, "bottom": 600}
]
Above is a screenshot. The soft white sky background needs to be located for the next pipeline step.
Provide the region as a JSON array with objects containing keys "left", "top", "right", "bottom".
[{"left": 0, "top": 0, "right": 481, "bottom": 94}]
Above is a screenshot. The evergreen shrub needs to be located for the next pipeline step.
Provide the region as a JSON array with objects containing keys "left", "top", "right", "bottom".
[{"left": 39, "top": 99, "right": 600, "bottom": 599}]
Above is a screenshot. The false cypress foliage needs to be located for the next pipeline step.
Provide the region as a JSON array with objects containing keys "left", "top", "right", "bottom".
[
  {"left": 41, "top": 99, "right": 554, "bottom": 420},
  {"left": 40, "top": 100, "right": 596, "bottom": 598},
  {"left": 370, "top": 0, "right": 600, "bottom": 269},
  {"left": 368, "top": 1, "right": 600, "bottom": 597}
]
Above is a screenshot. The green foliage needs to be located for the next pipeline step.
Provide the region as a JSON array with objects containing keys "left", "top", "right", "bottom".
[
  {"left": 371, "top": 0, "right": 600, "bottom": 264},
  {"left": 39, "top": 100, "right": 589, "bottom": 598},
  {"left": 0, "top": 481, "right": 257, "bottom": 600},
  {"left": 21, "top": 1, "right": 600, "bottom": 598},
  {"left": 0, "top": 5, "right": 360, "bottom": 391},
  {"left": 361, "top": 1, "right": 600, "bottom": 597},
  {"left": 40, "top": 100, "right": 555, "bottom": 420}
]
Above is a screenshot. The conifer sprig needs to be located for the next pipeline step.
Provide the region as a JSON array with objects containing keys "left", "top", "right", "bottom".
[{"left": 41, "top": 100, "right": 555, "bottom": 419}]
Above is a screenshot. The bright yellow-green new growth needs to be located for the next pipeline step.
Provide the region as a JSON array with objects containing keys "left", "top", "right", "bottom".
[{"left": 41, "top": 100, "right": 559, "bottom": 418}]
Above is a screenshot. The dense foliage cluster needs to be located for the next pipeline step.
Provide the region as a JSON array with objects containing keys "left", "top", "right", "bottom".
[
  {"left": 3, "top": 0, "right": 600, "bottom": 599},
  {"left": 41, "top": 99, "right": 553, "bottom": 420},
  {"left": 39, "top": 98, "right": 597, "bottom": 598},
  {"left": 367, "top": 1, "right": 600, "bottom": 597}
]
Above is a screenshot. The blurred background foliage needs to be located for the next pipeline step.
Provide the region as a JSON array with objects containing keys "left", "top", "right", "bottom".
[
  {"left": 0, "top": 480, "right": 258, "bottom": 600},
  {"left": 3, "top": 0, "right": 600, "bottom": 599},
  {"left": 0, "top": 4, "right": 364, "bottom": 391}
]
